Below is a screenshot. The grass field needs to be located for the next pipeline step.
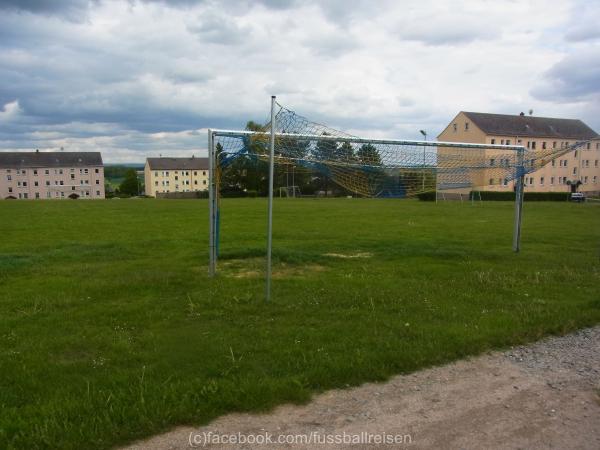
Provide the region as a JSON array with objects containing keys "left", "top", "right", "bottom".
[{"left": 1, "top": 198, "right": 599, "bottom": 449}]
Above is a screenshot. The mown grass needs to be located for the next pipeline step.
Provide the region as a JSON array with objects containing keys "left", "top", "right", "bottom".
[{"left": 0, "top": 198, "right": 599, "bottom": 449}]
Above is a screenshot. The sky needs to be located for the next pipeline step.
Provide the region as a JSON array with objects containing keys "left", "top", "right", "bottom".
[{"left": 0, "top": 0, "right": 598, "bottom": 163}]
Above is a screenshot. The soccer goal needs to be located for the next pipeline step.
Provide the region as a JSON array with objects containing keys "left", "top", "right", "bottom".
[{"left": 207, "top": 97, "right": 590, "bottom": 300}]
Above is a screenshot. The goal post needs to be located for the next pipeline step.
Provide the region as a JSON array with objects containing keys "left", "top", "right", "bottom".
[{"left": 207, "top": 128, "right": 528, "bottom": 279}]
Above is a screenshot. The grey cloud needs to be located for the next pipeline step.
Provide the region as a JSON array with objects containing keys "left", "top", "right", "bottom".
[
  {"left": 0, "top": 0, "right": 97, "bottom": 20},
  {"left": 186, "top": 12, "right": 251, "bottom": 44},
  {"left": 531, "top": 47, "right": 600, "bottom": 101},
  {"left": 398, "top": 18, "right": 499, "bottom": 46}
]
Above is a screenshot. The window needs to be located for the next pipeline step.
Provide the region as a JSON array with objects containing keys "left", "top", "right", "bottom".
[
  {"left": 33, "top": 169, "right": 38, "bottom": 175},
  {"left": 194, "top": 180, "right": 198, "bottom": 185},
  {"left": 7, "top": 175, "right": 11, "bottom": 181},
  {"left": 84, "top": 168, "right": 88, "bottom": 174},
  {"left": 21, "top": 170, "right": 27, "bottom": 175},
  {"left": 503, "top": 178, "right": 508, "bottom": 186},
  {"left": 488, "top": 178, "right": 494, "bottom": 186},
  {"left": 551, "top": 159, "right": 556, "bottom": 167},
  {"left": 23, "top": 181, "right": 27, "bottom": 187},
  {"left": 526, "top": 141, "right": 530, "bottom": 149},
  {"left": 155, "top": 171, "right": 158, "bottom": 177},
  {"left": 491, "top": 139, "right": 495, "bottom": 145},
  {"left": 8, "top": 187, "right": 12, "bottom": 193},
  {"left": 60, "top": 181, "right": 64, "bottom": 185},
  {"left": 506, "top": 140, "right": 511, "bottom": 145},
  {"left": 175, "top": 176, "right": 179, "bottom": 180},
  {"left": 96, "top": 190, "right": 100, "bottom": 196},
  {"left": 490, "top": 158, "right": 495, "bottom": 166},
  {"left": 540, "top": 177, "right": 544, "bottom": 185},
  {"left": 587, "top": 143, "right": 591, "bottom": 150},
  {"left": 203, "top": 171, "right": 206, "bottom": 176},
  {"left": 155, "top": 181, "right": 158, "bottom": 186},
  {"left": 517, "top": 139, "right": 522, "bottom": 144},
  {"left": 165, "top": 171, "right": 169, "bottom": 176},
  {"left": 46, "top": 181, "right": 50, "bottom": 186},
  {"left": 45, "top": 169, "right": 49, "bottom": 175},
  {"left": 71, "top": 174, "right": 75, "bottom": 179},
  {"left": 595, "top": 160, "right": 598, "bottom": 167},
  {"left": 47, "top": 192, "right": 51, "bottom": 198},
  {"left": 17, "top": 181, "right": 21, "bottom": 187},
  {"left": 453, "top": 123, "right": 457, "bottom": 132},
  {"left": 529, "top": 177, "right": 534, "bottom": 185},
  {"left": 59, "top": 169, "right": 63, "bottom": 175},
  {"left": 550, "top": 177, "right": 554, "bottom": 185},
  {"left": 61, "top": 192, "right": 65, "bottom": 198},
  {"left": 574, "top": 150, "right": 578, "bottom": 158},
  {"left": 72, "top": 186, "right": 76, "bottom": 191},
  {"left": 96, "top": 180, "right": 100, "bottom": 185},
  {"left": 34, "top": 181, "right": 38, "bottom": 187},
  {"left": 573, "top": 167, "right": 577, "bottom": 175},
  {"left": 465, "top": 122, "right": 469, "bottom": 131},
  {"left": 531, "top": 141, "right": 536, "bottom": 149},
  {"left": 194, "top": 171, "right": 197, "bottom": 176},
  {"left": 584, "top": 176, "right": 588, "bottom": 184},
  {"left": 553, "top": 141, "right": 557, "bottom": 149},
  {"left": 95, "top": 168, "right": 99, "bottom": 174},
  {"left": 23, "top": 193, "right": 28, "bottom": 199},
  {"left": 542, "top": 142, "right": 546, "bottom": 149},
  {"left": 500, "top": 139, "right": 504, "bottom": 145},
  {"left": 594, "top": 176, "right": 597, "bottom": 184},
  {"left": 203, "top": 180, "right": 207, "bottom": 185}
]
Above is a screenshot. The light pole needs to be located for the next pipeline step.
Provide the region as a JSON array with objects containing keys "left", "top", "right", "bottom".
[{"left": 420, "top": 130, "right": 427, "bottom": 191}]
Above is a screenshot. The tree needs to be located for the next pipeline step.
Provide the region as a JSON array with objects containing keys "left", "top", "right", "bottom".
[
  {"left": 357, "top": 144, "right": 382, "bottom": 166},
  {"left": 312, "top": 134, "right": 339, "bottom": 196},
  {"left": 119, "top": 169, "right": 139, "bottom": 196}
]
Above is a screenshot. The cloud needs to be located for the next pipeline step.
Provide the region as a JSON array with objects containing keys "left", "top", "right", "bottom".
[
  {"left": 0, "top": 100, "right": 22, "bottom": 122},
  {"left": 0, "top": 0, "right": 599, "bottom": 161},
  {"left": 531, "top": 47, "right": 600, "bottom": 101},
  {"left": 564, "top": 1, "right": 600, "bottom": 42}
]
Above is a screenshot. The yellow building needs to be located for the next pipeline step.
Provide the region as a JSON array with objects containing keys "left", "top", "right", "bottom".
[
  {"left": 144, "top": 157, "right": 209, "bottom": 197},
  {"left": 438, "top": 112, "right": 600, "bottom": 195}
]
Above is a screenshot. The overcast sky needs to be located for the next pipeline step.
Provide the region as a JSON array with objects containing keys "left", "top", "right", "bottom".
[{"left": 0, "top": 0, "right": 598, "bottom": 162}]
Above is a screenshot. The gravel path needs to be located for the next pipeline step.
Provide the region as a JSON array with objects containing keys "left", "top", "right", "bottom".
[{"left": 124, "top": 327, "right": 600, "bottom": 450}]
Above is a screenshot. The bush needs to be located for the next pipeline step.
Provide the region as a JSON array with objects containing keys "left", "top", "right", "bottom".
[
  {"left": 246, "top": 190, "right": 258, "bottom": 198},
  {"left": 417, "top": 191, "right": 436, "bottom": 201}
]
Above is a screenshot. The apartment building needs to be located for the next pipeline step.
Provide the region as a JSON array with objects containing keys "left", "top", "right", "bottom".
[
  {"left": 438, "top": 112, "right": 600, "bottom": 195},
  {"left": 0, "top": 151, "right": 105, "bottom": 200},
  {"left": 144, "top": 157, "right": 209, "bottom": 197}
]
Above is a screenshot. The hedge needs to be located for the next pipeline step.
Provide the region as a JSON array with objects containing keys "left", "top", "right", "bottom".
[{"left": 417, "top": 191, "right": 571, "bottom": 201}]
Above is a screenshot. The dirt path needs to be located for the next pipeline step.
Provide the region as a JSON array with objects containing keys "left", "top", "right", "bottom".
[{"left": 124, "top": 327, "right": 600, "bottom": 449}]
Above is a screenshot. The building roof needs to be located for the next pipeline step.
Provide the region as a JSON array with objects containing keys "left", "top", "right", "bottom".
[
  {"left": 0, "top": 151, "right": 103, "bottom": 168},
  {"left": 146, "top": 157, "right": 209, "bottom": 170},
  {"left": 462, "top": 112, "right": 599, "bottom": 139}
]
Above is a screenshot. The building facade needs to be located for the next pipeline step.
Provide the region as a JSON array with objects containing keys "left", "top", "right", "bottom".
[
  {"left": 0, "top": 151, "right": 105, "bottom": 200},
  {"left": 438, "top": 112, "right": 600, "bottom": 195},
  {"left": 144, "top": 157, "right": 209, "bottom": 197}
]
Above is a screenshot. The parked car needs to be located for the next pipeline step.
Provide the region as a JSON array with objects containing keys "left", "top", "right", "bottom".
[{"left": 570, "top": 192, "right": 586, "bottom": 203}]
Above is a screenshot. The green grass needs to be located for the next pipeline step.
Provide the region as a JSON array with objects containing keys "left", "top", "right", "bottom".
[{"left": 0, "top": 198, "right": 599, "bottom": 449}]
